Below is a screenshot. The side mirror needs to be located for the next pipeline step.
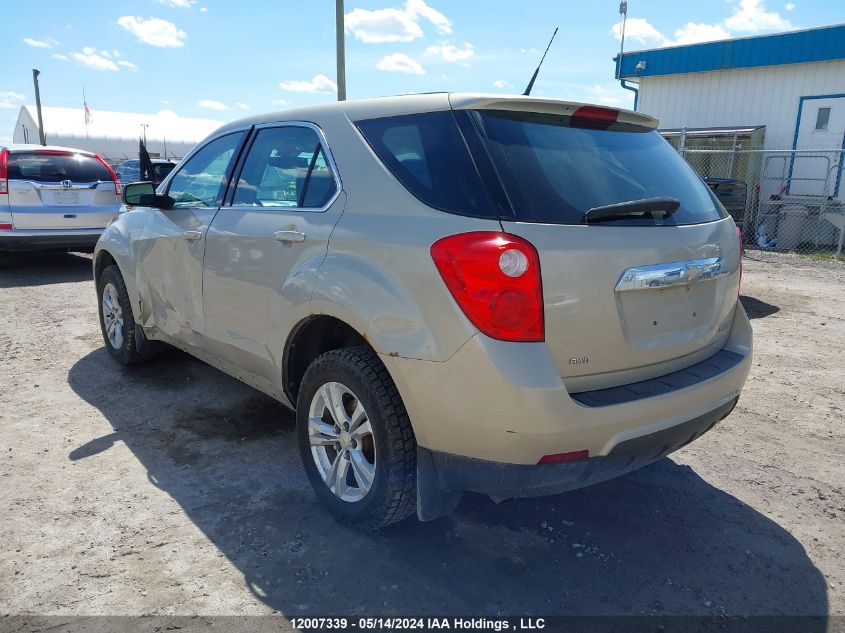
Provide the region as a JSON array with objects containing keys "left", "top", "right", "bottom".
[{"left": 121, "top": 181, "right": 173, "bottom": 209}]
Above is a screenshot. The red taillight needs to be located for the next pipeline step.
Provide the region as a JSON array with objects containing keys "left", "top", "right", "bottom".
[
  {"left": 0, "top": 148, "right": 9, "bottom": 195},
  {"left": 538, "top": 450, "right": 589, "bottom": 465},
  {"left": 95, "top": 154, "right": 120, "bottom": 196},
  {"left": 0, "top": 223, "right": 12, "bottom": 230},
  {"left": 737, "top": 226, "right": 744, "bottom": 296},
  {"left": 430, "top": 231, "right": 544, "bottom": 342},
  {"left": 571, "top": 106, "right": 619, "bottom": 129}
]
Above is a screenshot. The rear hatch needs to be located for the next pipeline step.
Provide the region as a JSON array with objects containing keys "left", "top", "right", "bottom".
[
  {"left": 454, "top": 99, "right": 741, "bottom": 391},
  {"left": 7, "top": 150, "right": 119, "bottom": 230}
]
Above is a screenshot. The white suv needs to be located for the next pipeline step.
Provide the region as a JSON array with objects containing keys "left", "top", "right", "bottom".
[
  {"left": 0, "top": 145, "right": 121, "bottom": 252},
  {"left": 94, "top": 94, "right": 752, "bottom": 530}
]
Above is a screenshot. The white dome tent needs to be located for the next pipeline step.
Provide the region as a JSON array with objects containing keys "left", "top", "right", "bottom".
[{"left": 12, "top": 105, "right": 223, "bottom": 165}]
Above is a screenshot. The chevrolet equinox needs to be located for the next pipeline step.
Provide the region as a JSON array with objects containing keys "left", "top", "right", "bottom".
[{"left": 94, "top": 94, "right": 752, "bottom": 530}]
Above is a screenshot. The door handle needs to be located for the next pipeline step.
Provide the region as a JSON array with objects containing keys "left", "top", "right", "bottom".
[
  {"left": 273, "top": 230, "right": 306, "bottom": 243},
  {"left": 182, "top": 230, "right": 203, "bottom": 241}
]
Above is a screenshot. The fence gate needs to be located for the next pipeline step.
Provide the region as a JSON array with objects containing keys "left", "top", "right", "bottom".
[{"left": 678, "top": 144, "right": 845, "bottom": 260}]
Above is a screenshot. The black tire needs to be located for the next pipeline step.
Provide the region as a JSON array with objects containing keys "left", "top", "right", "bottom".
[
  {"left": 296, "top": 346, "right": 417, "bottom": 530},
  {"left": 96, "top": 264, "right": 152, "bottom": 365}
]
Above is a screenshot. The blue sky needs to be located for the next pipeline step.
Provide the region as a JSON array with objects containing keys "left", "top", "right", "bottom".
[{"left": 0, "top": 0, "right": 842, "bottom": 144}]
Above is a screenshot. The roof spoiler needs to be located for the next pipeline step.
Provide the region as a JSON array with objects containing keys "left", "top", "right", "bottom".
[{"left": 448, "top": 94, "right": 658, "bottom": 130}]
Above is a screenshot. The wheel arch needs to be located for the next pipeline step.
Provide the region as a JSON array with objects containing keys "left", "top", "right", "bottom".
[
  {"left": 283, "top": 314, "right": 372, "bottom": 405},
  {"left": 93, "top": 248, "right": 118, "bottom": 282}
]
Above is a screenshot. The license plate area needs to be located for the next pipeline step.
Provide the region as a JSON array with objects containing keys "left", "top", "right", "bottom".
[
  {"left": 616, "top": 283, "right": 718, "bottom": 348},
  {"left": 55, "top": 191, "right": 80, "bottom": 206}
]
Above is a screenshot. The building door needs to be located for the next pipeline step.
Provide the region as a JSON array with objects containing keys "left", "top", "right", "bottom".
[{"left": 790, "top": 95, "right": 845, "bottom": 197}]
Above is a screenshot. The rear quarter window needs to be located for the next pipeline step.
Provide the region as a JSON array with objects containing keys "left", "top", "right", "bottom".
[
  {"left": 7, "top": 152, "right": 111, "bottom": 183},
  {"left": 355, "top": 111, "right": 496, "bottom": 218}
]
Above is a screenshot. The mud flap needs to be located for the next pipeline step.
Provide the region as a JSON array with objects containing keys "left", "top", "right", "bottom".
[
  {"left": 416, "top": 447, "right": 463, "bottom": 521},
  {"left": 134, "top": 324, "right": 165, "bottom": 355}
]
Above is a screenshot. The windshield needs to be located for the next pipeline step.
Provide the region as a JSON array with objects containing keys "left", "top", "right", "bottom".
[{"left": 471, "top": 110, "right": 725, "bottom": 226}]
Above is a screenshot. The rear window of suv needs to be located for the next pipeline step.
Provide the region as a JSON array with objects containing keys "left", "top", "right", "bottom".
[
  {"left": 471, "top": 110, "right": 724, "bottom": 226},
  {"left": 356, "top": 109, "right": 725, "bottom": 226},
  {"left": 8, "top": 152, "right": 111, "bottom": 183}
]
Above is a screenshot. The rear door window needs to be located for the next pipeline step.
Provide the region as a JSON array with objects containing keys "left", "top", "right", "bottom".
[
  {"left": 231, "top": 126, "right": 338, "bottom": 209},
  {"left": 470, "top": 110, "right": 725, "bottom": 226},
  {"left": 7, "top": 152, "right": 111, "bottom": 183},
  {"left": 356, "top": 111, "right": 495, "bottom": 218}
]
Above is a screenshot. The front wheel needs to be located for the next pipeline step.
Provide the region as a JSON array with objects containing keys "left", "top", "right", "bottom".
[
  {"left": 296, "top": 346, "right": 417, "bottom": 530},
  {"left": 97, "top": 264, "right": 152, "bottom": 365}
]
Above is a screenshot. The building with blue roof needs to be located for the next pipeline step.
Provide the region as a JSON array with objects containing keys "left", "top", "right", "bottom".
[{"left": 614, "top": 23, "right": 845, "bottom": 201}]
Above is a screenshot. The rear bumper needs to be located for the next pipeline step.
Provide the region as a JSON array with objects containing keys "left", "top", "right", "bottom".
[
  {"left": 418, "top": 395, "right": 738, "bottom": 500},
  {"left": 381, "top": 303, "right": 752, "bottom": 466},
  {"left": 0, "top": 229, "right": 103, "bottom": 252}
]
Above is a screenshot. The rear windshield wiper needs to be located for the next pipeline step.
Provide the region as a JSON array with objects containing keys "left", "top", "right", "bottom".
[{"left": 582, "top": 197, "right": 680, "bottom": 224}]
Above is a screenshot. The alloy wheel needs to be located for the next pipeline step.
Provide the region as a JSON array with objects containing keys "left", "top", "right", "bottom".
[
  {"left": 308, "top": 381, "right": 376, "bottom": 502},
  {"left": 101, "top": 282, "right": 124, "bottom": 349}
]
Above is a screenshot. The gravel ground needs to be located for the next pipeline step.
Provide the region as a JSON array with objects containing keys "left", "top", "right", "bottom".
[{"left": 0, "top": 250, "right": 842, "bottom": 623}]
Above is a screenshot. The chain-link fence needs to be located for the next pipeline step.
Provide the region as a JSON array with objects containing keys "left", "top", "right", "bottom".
[{"left": 676, "top": 141, "right": 845, "bottom": 260}]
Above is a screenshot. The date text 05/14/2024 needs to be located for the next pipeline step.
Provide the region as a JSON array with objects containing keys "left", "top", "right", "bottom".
[{"left": 290, "top": 617, "right": 547, "bottom": 630}]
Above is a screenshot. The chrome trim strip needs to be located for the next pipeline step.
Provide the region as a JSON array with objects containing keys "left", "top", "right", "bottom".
[
  {"left": 30, "top": 182, "right": 103, "bottom": 190},
  {"left": 615, "top": 257, "right": 727, "bottom": 292}
]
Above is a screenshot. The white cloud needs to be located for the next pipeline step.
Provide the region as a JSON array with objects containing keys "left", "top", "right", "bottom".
[
  {"left": 23, "top": 37, "right": 59, "bottom": 48},
  {"left": 70, "top": 50, "right": 119, "bottom": 71},
  {"left": 156, "top": 0, "right": 196, "bottom": 7},
  {"left": 345, "top": 0, "right": 451, "bottom": 44},
  {"left": 197, "top": 99, "right": 229, "bottom": 111},
  {"left": 271, "top": 98, "right": 289, "bottom": 106},
  {"left": 117, "top": 16, "right": 187, "bottom": 47},
  {"left": 376, "top": 52, "right": 426, "bottom": 75},
  {"left": 425, "top": 42, "right": 474, "bottom": 63},
  {"left": 0, "top": 91, "right": 25, "bottom": 109},
  {"left": 406, "top": 0, "right": 451, "bottom": 34},
  {"left": 200, "top": 6, "right": 208, "bottom": 12},
  {"left": 581, "top": 84, "right": 627, "bottom": 107},
  {"left": 279, "top": 74, "right": 338, "bottom": 93},
  {"left": 672, "top": 22, "right": 731, "bottom": 45},
  {"left": 612, "top": 1, "right": 790, "bottom": 51},
  {"left": 785, "top": 2, "right": 796, "bottom": 9},
  {"left": 493, "top": 80, "right": 513, "bottom": 89},
  {"left": 161, "top": 99, "right": 171, "bottom": 105},
  {"left": 724, "top": 0, "right": 792, "bottom": 32},
  {"left": 57, "top": 48, "right": 136, "bottom": 71},
  {"left": 611, "top": 17, "right": 667, "bottom": 45},
  {"left": 235, "top": 102, "right": 250, "bottom": 110}
]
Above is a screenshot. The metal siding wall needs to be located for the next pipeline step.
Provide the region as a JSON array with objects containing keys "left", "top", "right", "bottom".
[{"left": 637, "top": 60, "right": 845, "bottom": 148}]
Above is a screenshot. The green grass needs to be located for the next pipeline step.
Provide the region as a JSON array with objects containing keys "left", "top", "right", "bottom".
[{"left": 801, "top": 251, "right": 842, "bottom": 261}]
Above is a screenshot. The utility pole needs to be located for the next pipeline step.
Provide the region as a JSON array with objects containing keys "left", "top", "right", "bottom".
[
  {"left": 140, "top": 123, "right": 148, "bottom": 145},
  {"left": 617, "top": 1, "right": 628, "bottom": 79},
  {"left": 32, "top": 69, "right": 46, "bottom": 145},
  {"left": 336, "top": 0, "right": 347, "bottom": 101}
]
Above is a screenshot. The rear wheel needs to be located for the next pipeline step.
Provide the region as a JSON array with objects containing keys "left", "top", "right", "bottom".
[
  {"left": 297, "top": 346, "right": 417, "bottom": 530},
  {"left": 97, "top": 264, "right": 152, "bottom": 365}
]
